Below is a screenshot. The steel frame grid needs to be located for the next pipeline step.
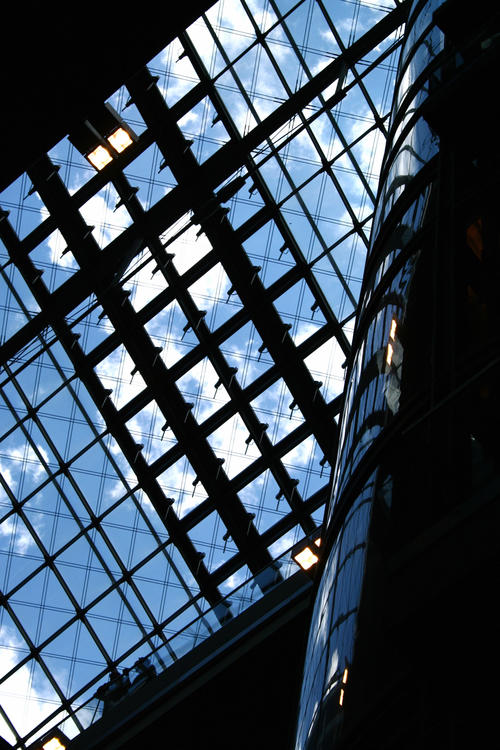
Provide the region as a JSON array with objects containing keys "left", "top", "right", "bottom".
[{"left": 0, "top": 1, "right": 408, "bottom": 746}]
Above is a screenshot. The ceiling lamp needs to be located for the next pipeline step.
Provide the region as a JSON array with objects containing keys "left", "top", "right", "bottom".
[
  {"left": 69, "top": 103, "right": 136, "bottom": 171},
  {"left": 293, "top": 537, "right": 321, "bottom": 571},
  {"left": 42, "top": 739, "right": 66, "bottom": 750},
  {"left": 86, "top": 144, "right": 113, "bottom": 171},
  {"left": 28, "top": 729, "right": 69, "bottom": 750},
  {"left": 107, "top": 127, "right": 134, "bottom": 153}
]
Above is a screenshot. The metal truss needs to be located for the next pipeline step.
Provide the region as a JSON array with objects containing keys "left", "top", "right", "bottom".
[{"left": 0, "top": 1, "right": 408, "bottom": 745}]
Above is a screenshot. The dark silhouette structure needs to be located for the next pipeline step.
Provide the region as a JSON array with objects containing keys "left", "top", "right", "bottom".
[
  {"left": 1, "top": 1, "right": 498, "bottom": 749},
  {"left": 1, "top": 3, "right": 406, "bottom": 747},
  {"left": 295, "top": 1, "right": 500, "bottom": 747}
]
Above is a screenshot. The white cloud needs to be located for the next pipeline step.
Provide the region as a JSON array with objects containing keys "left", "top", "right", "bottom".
[
  {"left": 305, "top": 338, "right": 346, "bottom": 402},
  {"left": 268, "top": 530, "right": 297, "bottom": 557},
  {"left": 246, "top": 0, "right": 278, "bottom": 33},
  {"left": 95, "top": 347, "right": 147, "bottom": 411},
  {"left": 171, "top": 222, "right": 212, "bottom": 274},
  {"left": 283, "top": 434, "right": 316, "bottom": 469},
  {"left": 347, "top": 113, "right": 386, "bottom": 179},
  {"left": 205, "top": 0, "right": 255, "bottom": 57},
  {"left": 220, "top": 568, "right": 249, "bottom": 593},
  {"left": 0, "top": 515, "right": 34, "bottom": 554},
  {"left": 0, "top": 626, "right": 67, "bottom": 745},
  {"left": 208, "top": 413, "right": 259, "bottom": 479},
  {"left": 39, "top": 180, "right": 131, "bottom": 269},
  {"left": 4, "top": 444, "right": 49, "bottom": 483},
  {"left": 188, "top": 263, "right": 228, "bottom": 313},
  {"left": 79, "top": 190, "right": 132, "bottom": 249},
  {"left": 0, "top": 443, "right": 52, "bottom": 554},
  {"left": 294, "top": 320, "right": 320, "bottom": 347},
  {"left": 158, "top": 458, "right": 208, "bottom": 518},
  {"left": 47, "top": 228, "right": 77, "bottom": 269},
  {"left": 222, "top": 332, "right": 263, "bottom": 388},
  {"left": 1, "top": 441, "right": 49, "bottom": 496}
]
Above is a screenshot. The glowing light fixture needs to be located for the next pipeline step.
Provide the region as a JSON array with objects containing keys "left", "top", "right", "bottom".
[
  {"left": 293, "top": 537, "right": 321, "bottom": 571},
  {"left": 339, "top": 667, "right": 349, "bottom": 706},
  {"left": 87, "top": 144, "right": 113, "bottom": 171},
  {"left": 69, "top": 103, "right": 136, "bottom": 171},
  {"left": 386, "top": 317, "right": 397, "bottom": 366},
  {"left": 386, "top": 341, "right": 394, "bottom": 366},
  {"left": 294, "top": 546, "right": 319, "bottom": 570},
  {"left": 42, "top": 738, "right": 66, "bottom": 750},
  {"left": 35, "top": 729, "right": 69, "bottom": 750},
  {"left": 107, "top": 127, "right": 133, "bottom": 153}
]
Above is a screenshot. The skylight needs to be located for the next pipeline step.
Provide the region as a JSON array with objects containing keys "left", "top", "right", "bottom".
[{"left": 0, "top": 0, "right": 407, "bottom": 746}]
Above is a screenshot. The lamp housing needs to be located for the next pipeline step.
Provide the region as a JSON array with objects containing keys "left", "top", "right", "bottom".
[{"left": 68, "top": 103, "right": 137, "bottom": 170}]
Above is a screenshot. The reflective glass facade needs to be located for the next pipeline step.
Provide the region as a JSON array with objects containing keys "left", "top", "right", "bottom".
[
  {"left": 295, "top": 0, "right": 500, "bottom": 747},
  {"left": 0, "top": 2, "right": 408, "bottom": 747}
]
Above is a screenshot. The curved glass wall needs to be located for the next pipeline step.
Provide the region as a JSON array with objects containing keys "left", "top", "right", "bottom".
[
  {"left": 296, "top": 0, "right": 500, "bottom": 744},
  {"left": 294, "top": 2, "right": 451, "bottom": 747}
]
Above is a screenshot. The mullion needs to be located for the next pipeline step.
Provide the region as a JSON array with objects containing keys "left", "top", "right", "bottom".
[
  {"left": 1, "top": 366, "right": 161, "bottom": 655},
  {"left": 266, "top": 0, "right": 390, "bottom": 204},
  {"left": 0, "top": 3, "right": 412, "bottom": 748},
  {"left": 0, "top": 266, "right": 173, "bottom": 662},
  {"left": 0, "top": 704, "right": 21, "bottom": 747},
  {"left": 2, "top": 452, "right": 200, "bottom": 661},
  {"left": 180, "top": 406, "right": 336, "bottom": 536},
  {"left": 240, "top": 0, "right": 378, "bottom": 210},
  {"left": 135, "top": 313, "right": 336, "bottom": 474},
  {"left": 126, "top": 69, "right": 333, "bottom": 577},
  {"left": 209, "top": 482, "right": 328, "bottom": 588},
  {"left": 95, "top": 269, "right": 275, "bottom": 579},
  {"left": 124, "top": 73, "right": 304, "bottom": 552},
  {"left": 0, "top": 595, "right": 88, "bottom": 740},
  {"left": 205, "top": 0, "right": 307, "bottom": 87},
  {"left": 103, "top": 172, "right": 282, "bottom": 578},
  {"left": 147, "top": 319, "right": 338, "bottom": 490},
  {"left": 24, "top": 158, "right": 222, "bottom": 612},
  {"left": 181, "top": 29, "right": 361, "bottom": 312},
  {"left": 178, "top": 32, "right": 353, "bottom": 359},
  {"left": 0, "top": 8, "right": 407, "bottom": 373},
  {"left": 0, "top": 328, "right": 201, "bottom": 634},
  {"left": 128, "top": 69, "right": 336, "bottom": 465},
  {"left": 3, "top": 167, "right": 336, "bottom": 564},
  {"left": 0, "top": 218, "right": 196, "bottom": 635},
  {"left": 317, "top": 0, "right": 396, "bottom": 137},
  {"left": 68, "top": 332, "right": 225, "bottom": 607}
]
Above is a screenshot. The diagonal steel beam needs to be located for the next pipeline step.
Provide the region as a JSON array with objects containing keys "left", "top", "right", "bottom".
[{"left": 0, "top": 2, "right": 407, "bottom": 369}]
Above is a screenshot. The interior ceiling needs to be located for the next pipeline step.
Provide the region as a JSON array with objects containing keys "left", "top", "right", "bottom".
[
  {"left": 1, "top": 3, "right": 217, "bottom": 192},
  {"left": 0, "top": 2, "right": 408, "bottom": 747}
]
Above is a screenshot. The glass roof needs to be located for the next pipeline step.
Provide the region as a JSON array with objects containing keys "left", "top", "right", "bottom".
[{"left": 0, "top": 0, "right": 407, "bottom": 745}]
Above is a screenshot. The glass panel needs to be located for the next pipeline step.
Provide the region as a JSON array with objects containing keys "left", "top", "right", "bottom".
[{"left": 0, "top": 1, "right": 406, "bottom": 742}]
